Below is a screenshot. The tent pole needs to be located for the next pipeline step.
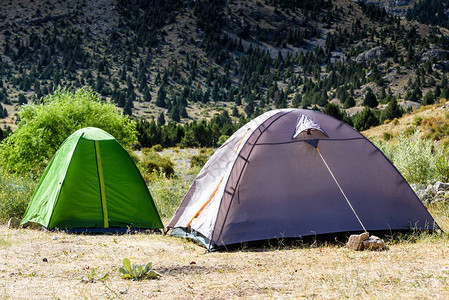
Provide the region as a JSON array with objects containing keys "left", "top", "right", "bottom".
[{"left": 317, "top": 148, "right": 367, "bottom": 233}]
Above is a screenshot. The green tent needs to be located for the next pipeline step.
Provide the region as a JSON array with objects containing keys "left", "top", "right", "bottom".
[{"left": 21, "top": 127, "right": 163, "bottom": 231}]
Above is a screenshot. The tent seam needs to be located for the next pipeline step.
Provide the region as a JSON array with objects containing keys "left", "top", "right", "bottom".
[
  {"left": 47, "top": 133, "right": 83, "bottom": 228},
  {"left": 213, "top": 110, "right": 295, "bottom": 246}
]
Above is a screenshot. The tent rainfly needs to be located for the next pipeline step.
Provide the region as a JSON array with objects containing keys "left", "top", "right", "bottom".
[
  {"left": 21, "top": 127, "right": 163, "bottom": 231},
  {"left": 168, "top": 109, "right": 438, "bottom": 250}
]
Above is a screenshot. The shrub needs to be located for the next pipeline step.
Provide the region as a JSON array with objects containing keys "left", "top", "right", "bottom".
[
  {"left": 152, "top": 144, "right": 163, "bottom": 152},
  {"left": 0, "top": 169, "right": 36, "bottom": 221},
  {"left": 190, "top": 154, "right": 209, "bottom": 168},
  {"left": 383, "top": 132, "right": 393, "bottom": 141},
  {"left": 0, "top": 88, "right": 137, "bottom": 176},
  {"left": 190, "top": 148, "right": 214, "bottom": 169},
  {"left": 375, "top": 131, "right": 449, "bottom": 183},
  {"left": 404, "top": 126, "right": 416, "bottom": 136},
  {"left": 413, "top": 116, "right": 423, "bottom": 126},
  {"left": 217, "top": 135, "right": 229, "bottom": 147},
  {"left": 139, "top": 148, "right": 174, "bottom": 180}
]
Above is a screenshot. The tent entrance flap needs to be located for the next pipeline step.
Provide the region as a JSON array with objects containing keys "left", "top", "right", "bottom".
[
  {"left": 316, "top": 147, "right": 367, "bottom": 232},
  {"left": 94, "top": 140, "right": 109, "bottom": 228}
]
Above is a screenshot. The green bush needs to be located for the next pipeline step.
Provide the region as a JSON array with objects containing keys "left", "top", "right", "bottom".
[
  {"left": 217, "top": 135, "right": 229, "bottom": 147},
  {"left": 382, "top": 132, "right": 393, "bottom": 141},
  {"left": 413, "top": 116, "right": 423, "bottom": 126},
  {"left": 139, "top": 149, "right": 175, "bottom": 180},
  {"left": 152, "top": 144, "right": 163, "bottom": 152},
  {"left": 375, "top": 131, "right": 449, "bottom": 184},
  {"left": 190, "top": 154, "right": 209, "bottom": 169},
  {"left": 190, "top": 148, "right": 214, "bottom": 169},
  {"left": 0, "top": 170, "right": 36, "bottom": 221},
  {"left": 0, "top": 88, "right": 137, "bottom": 176}
]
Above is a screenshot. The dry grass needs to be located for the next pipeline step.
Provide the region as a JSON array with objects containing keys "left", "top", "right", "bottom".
[
  {"left": 1, "top": 207, "right": 449, "bottom": 299},
  {"left": 363, "top": 100, "right": 449, "bottom": 141}
]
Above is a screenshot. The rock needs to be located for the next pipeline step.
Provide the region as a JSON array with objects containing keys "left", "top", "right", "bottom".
[
  {"left": 356, "top": 46, "right": 388, "bottom": 63},
  {"left": 410, "top": 183, "right": 426, "bottom": 192},
  {"left": 363, "top": 235, "right": 388, "bottom": 251},
  {"left": 433, "top": 181, "right": 449, "bottom": 193},
  {"left": 7, "top": 217, "right": 20, "bottom": 229},
  {"left": 414, "top": 189, "right": 427, "bottom": 200},
  {"left": 421, "top": 47, "right": 449, "bottom": 62},
  {"left": 346, "top": 232, "right": 370, "bottom": 251},
  {"left": 425, "top": 184, "right": 434, "bottom": 195}
]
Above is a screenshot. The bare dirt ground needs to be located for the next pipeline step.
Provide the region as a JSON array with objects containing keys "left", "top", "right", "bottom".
[{"left": 1, "top": 222, "right": 449, "bottom": 299}]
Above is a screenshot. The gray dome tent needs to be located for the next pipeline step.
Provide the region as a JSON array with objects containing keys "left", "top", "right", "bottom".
[{"left": 168, "top": 109, "right": 438, "bottom": 250}]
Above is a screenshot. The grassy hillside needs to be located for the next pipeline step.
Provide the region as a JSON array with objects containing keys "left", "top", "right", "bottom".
[{"left": 363, "top": 98, "right": 449, "bottom": 142}]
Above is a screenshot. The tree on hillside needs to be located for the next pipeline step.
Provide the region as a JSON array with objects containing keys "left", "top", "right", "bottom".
[
  {"left": 353, "top": 107, "right": 379, "bottom": 131},
  {"left": 322, "top": 102, "right": 353, "bottom": 126},
  {"left": 422, "top": 90, "right": 435, "bottom": 105},
  {"left": 0, "top": 88, "right": 137, "bottom": 175},
  {"left": 155, "top": 84, "right": 167, "bottom": 108},
  {"left": 380, "top": 98, "right": 403, "bottom": 123},
  {"left": 322, "top": 102, "right": 344, "bottom": 120},
  {"left": 157, "top": 111, "right": 166, "bottom": 126},
  {"left": 363, "top": 89, "right": 378, "bottom": 108}
]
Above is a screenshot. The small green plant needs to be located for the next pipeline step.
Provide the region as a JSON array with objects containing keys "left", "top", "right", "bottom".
[
  {"left": 152, "top": 144, "right": 163, "bottom": 152},
  {"left": 81, "top": 267, "right": 109, "bottom": 283},
  {"left": 119, "top": 258, "right": 161, "bottom": 281},
  {"left": 413, "top": 116, "right": 423, "bottom": 126},
  {"left": 383, "top": 131, "right": 393, "bottom": 141}
]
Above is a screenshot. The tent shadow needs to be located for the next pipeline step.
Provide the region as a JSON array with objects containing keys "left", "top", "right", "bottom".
[{"left": 214, "top": 229, "right": 440, "bottom": 253}]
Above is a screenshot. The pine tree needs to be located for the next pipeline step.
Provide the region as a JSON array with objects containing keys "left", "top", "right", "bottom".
[
  {"left": 344, "top": 96, "right": 356, "bottom": 108},
  {"left": 143, "top": 88, "right": 152, "bottom": 102},
  {"left": 157, "top": 112, "right": 165, "bottom": 126},
  {"left": 381, "top": 98, "right": 403, "bottom": 122},
  {"left": 155, "top": 84, "right": 167, "bottom": 108},
  {"left": 363, "top": 89, "right": 378, "bottom": 108},
  {"left": 18, "top": 93, "right": 27, "bottom": 105},
  {"left": 422, "top": 90, "right": 435, "bottom": 105},
  {"left": 123, "top": 98, "right": 133, "bottom": 116}
]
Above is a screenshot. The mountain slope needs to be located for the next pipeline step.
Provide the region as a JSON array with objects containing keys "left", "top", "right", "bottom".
[{"left": 1, "top": 0, "right": 449, "bottom": 138}]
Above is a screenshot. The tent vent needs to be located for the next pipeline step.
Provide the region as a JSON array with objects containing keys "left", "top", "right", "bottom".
[{"left": 292, "top": 114, "right": 328, "bottom": 140}]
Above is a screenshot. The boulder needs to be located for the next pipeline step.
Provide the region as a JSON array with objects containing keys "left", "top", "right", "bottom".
[
  {"left": 433, "top": 181, "right": 449, "bottom": 193},
  {"left": 7, "top": 217, "right": 20, "bottom": 229},
  {"left": 356, "top": 46, "right": 388, "bottom": 63},
  {"left": 421, "top": 47, "right": 449, "bottom": 62},
  {"left": 363, "top": 235, "right": 388, "bottom": 251},
  {"left": 346, "top": 232, "right": 370, "bottom": 251}
]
